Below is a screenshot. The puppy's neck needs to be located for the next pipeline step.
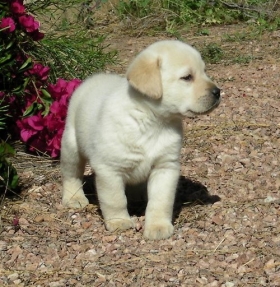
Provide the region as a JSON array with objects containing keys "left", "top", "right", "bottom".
[{"left": 128, "top": 85, "right": 183, "bottom": 123}]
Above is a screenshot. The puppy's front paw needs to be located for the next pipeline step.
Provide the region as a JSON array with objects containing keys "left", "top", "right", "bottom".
[
  {"left": 105, "top": 218, "right": 134, "bottom": 232},
  {"left": 62, "top": 194, "right": 89, "bottom": 209},
  {"left": 144, "top": 221, "right": 174, "bottom": 240}
]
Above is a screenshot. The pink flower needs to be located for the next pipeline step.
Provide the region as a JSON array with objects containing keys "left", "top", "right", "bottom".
[
  {"left": 46, "top": 129, "right": 63, "bottom": 157},
  {"left": 11, "top": 0, "right": 25, "bottom": 14},
  {"left": 44, "top": 114, "right": 65, "bottom": 157},
  {"left": 48, "top": 79, "right": 68, "bottom": 99},
  {"left": 0, "top": 17, "right": 16, "bottom": 33},
  {"left": 28, "top": 63, "right": 50, "bottom": 81},
  {"left": 23, "top": 92, "right": 38, "bottom": 109},
  {"left": 18, "top": 15, "right": 39, "bottom": 32},
  {"left": 15, "top": 79, "right": 81, "bottom": 158},
  {"left": 27, "top": 115, "right": 45, "bottom": 131},
  {"left": 50, "top": 101, "right": 64, "bottom": 116},
  {"left": 29, "top": 135, "right": 48, "bottom": 154},
  {"left": 65, "top": 79, "right": 82, "bottom": 95},
  {"left": 48, "top": 78, "right": 81, "bottom": 98},
  {"left": 45, "top": 113, "right": 63, "bottom": 131},
  {"left": 17, "top": 115, "right": 44, "bottom": 142},
  {"left": 29, "top": 29, "right": 44, "bottom": 41}
]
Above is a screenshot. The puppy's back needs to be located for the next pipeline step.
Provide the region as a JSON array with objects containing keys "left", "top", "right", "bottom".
[
  {"left": 70, "top": 73, "right": 125, "bottom": 105},
  {"left": 66, "top": 73, "right": 127, "bottom": 122}
]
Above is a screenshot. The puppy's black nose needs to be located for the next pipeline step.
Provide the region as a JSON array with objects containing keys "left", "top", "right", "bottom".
[{"left": 212, "top": 87, "right": 221, "bottom": 99}]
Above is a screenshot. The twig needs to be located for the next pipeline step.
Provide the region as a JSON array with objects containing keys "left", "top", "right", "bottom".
[
  {"left": 212, "top": 237, "right": 225, "bottom": 253},
  {"left": 241, "top": 257, "right": 255, "bottom": 267},
  {"left": 220, "top": 1, "right": 261, "bottom": 12}
]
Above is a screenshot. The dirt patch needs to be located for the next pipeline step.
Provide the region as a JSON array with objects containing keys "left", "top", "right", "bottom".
[{"left": 1, "top": 18, "right": 280, "bottom": 287}]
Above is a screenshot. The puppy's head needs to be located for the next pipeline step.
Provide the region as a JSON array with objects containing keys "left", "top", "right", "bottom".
[{"left": 126, "top": 40, "right": 221, "bottom": 117}]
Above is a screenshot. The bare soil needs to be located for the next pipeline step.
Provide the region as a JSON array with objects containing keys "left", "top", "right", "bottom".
[{"left": 1, "top": 16, "right": 280, "bottom": 287}]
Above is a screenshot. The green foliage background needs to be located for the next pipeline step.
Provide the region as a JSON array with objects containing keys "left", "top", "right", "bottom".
[
  {"left": 26, "top": 0, "right": 117, "bottom": 82},
  {"left": 116, "top": 0, "right": 280, "bottom": 29}
]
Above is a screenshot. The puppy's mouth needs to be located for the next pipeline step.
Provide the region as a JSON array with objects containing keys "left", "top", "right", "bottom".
[
  {"left": 187, "top": 98, "right": 221, "bottom": 117},
  {"left": 196, "top": 98, "right": 221, "bottom": 114}
]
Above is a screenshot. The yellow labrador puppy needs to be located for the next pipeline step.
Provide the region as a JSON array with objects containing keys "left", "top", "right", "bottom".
[{"left": 61, "top": 40, "right": 220, "bottom": 240}]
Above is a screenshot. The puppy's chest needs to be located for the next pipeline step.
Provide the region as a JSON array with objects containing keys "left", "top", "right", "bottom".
[{"left": 120, "top": 125, "right": 181, "bottom": 183}]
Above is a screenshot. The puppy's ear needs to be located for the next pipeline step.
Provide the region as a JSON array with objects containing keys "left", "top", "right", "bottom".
[{"left": 126, "top": 54, "right": 162, "bottom": 100}]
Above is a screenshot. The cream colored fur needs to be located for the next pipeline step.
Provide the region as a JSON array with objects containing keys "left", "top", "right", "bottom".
[{"left": 60, "top": 40, "right": 220, "bottom": 240}]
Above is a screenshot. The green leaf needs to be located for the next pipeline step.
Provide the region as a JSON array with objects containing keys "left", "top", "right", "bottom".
[
  {"left": 9, "top": 173, "right": 19, "bottom": 189},
  {"left": 12, "top": 84, "right": 25, "bottom": 94},
  {"left": 0, "top": 161, "right": 19, "bottom": 190},
  {"left": 0, "top": 53, "right": 12, "bottom": 65},
  {"left": 41, "top": 88, "right": 52, "bottom": 116},
  {"left": 11, "top": 78, "right": 30, "bottom": 94},
  {"left": 23, "top": 102, "right": 38, "bottom": 117},
  {"left": 6, "top": 146, "right": 15, "bottom": 157},
  {"left": 41, "top": 88, "right": 52, "bottom": 101},
  {"left": 0, "top": 141, "right": 19, "bottom": 190},
  {"left": 23, "top": 77, "right": 31, "bottom": 89},
  {"left": 18, "top": 57, "right": 33, "bottom": 73},
  {"left": 0, "top": 142, "right": 15, "bottom": 160},
  {"left": 41, "top": 104, "right": 50, "bottom": 116},
  {"left": 5, "top": 40, "right": 15, "bottom": 51}
]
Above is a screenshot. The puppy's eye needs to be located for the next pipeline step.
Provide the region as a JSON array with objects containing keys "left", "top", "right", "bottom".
[{"left": 181, "top": 75, "right": 193, "bottom": 81}]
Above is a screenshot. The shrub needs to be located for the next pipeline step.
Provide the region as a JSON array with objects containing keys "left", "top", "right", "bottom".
[
  {"left": 0, "top": 0, "right": 81, "bottom": 157},
  {"left": 0, "top": 141, "right": 18, "bottom": 192},
  {"left": 0, "top": 0, "right": 115, "bottom": 158},
  {"left": 116, "top": 0, "right": 280, "bottom": 31},
  {"left": 0, "top": 0, "right": 116, "bottom": 191},
  {"left": 201, "top": 43, "right": 224, "bottom": 64},
  {"left": 16, "top": 78, "right": 81, "bottom": 158}
]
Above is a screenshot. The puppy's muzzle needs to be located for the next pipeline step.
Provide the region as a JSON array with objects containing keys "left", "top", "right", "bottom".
[
  {"left": 211, "top": 87, "right": 221, "bottom": 100},
  {"left": 200, "top": 85, "right": 221, "bottom": 114}
]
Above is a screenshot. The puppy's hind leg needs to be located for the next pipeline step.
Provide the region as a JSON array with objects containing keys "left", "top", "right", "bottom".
[
  {"left": 95, "top": 170, "right": 134, "bottom": 232},
  {"left": 60, "top": 127, "right": 89, "bottom": 208}
]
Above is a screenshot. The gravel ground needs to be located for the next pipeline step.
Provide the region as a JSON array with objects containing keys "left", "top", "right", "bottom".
[{"left": 1, "top": 25, "right": 280, "bottom": 286}]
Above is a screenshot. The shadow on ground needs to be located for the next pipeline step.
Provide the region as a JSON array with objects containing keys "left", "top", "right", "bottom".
[{"left": 83, "top": 175, "right": 220, "bottom": 219}]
